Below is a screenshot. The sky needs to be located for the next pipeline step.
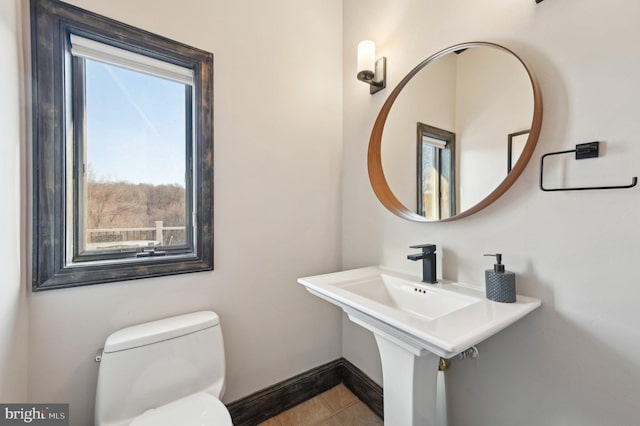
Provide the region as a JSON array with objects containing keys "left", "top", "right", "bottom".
[{"left": 85, "top": 59, "right": 188, "bottom": 186}]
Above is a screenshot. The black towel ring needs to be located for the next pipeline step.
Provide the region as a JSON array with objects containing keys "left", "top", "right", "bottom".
[{"left": 539, "top": 142, "right": 638, "bottom": 192}]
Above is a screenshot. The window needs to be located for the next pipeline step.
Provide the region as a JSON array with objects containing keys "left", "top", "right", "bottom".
[
  {"left": 31, "top": 0, "right": 214, "bottom": 290},
  {"left": 417, "top": 123, "right": 456, "bottom": 220}
]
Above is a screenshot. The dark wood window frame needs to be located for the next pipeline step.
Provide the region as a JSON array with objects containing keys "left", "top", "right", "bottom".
[
  {"left": 31, "top": 0, "right": 214, "bottom": 291},
  {"left": 416, "top": 122, "right": 456, "bottom": 220}
]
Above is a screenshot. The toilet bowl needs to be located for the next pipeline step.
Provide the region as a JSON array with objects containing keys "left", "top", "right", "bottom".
[{"left": 95, "top": 311, "right": 233, "bottom": 426}]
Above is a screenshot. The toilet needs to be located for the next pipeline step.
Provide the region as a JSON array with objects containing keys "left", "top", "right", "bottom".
[{"left": 95, "top": 311, "right": 233, "bottom": 426}]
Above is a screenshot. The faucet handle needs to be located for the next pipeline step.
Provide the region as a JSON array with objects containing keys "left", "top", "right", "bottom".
[{"left": 409, "top": 244, "right": 436, "bottom": 254}]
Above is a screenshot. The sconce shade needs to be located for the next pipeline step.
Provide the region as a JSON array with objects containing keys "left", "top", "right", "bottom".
[
  {"left": 357, "top": 40, "right": 386, "bottom": 94},
  {"left": 357, "top": 40, "right": 376, "bottom": 80}
]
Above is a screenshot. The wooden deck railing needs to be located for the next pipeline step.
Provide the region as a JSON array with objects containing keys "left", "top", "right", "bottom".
[{"left": 87, "top": 221, "right": 186, "bottom": 247}]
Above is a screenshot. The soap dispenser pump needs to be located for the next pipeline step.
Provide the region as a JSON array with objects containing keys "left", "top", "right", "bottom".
[{"left": 484, "top": 254, "right": 516, "bottom": 303}]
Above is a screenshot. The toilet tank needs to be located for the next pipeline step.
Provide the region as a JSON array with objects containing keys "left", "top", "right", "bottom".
[{"left": 95, "top": 311, "right": 226, "bottom": 426}]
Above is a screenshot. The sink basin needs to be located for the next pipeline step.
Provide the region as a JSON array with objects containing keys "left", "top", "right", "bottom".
[
  {"left": 299, "top": 266, "right": 541, "bottom": 426},
  {"left": 340, "top": 272, "right": 478, "bottom": 321},
  {"left": 299, "top": 266, "right": 540, "bottom": 358}
]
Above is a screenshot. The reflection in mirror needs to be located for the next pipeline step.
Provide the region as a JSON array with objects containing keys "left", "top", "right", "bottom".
[
  {"left": 508, "top": 130, "right": 530, "bottom": 172},
  {"left": 417, "top": 123, "right": 455, "bottom": 220},
  {"left": 376, "top": 43, "right": 541, "bottom": 222}
]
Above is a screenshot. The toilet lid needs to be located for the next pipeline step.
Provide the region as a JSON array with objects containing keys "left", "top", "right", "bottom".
[{"left": 130, "top": 392, "right": 233, "bottom": 426}]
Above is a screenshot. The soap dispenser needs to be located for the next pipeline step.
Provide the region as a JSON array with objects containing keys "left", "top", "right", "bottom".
[{"left": 484, "top": 253, "right": 516, "bottom": 303}]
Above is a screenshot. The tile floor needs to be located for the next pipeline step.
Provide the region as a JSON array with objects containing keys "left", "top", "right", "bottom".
[{"left": 257, "top": 384, "right": 382, "bottom": 426}]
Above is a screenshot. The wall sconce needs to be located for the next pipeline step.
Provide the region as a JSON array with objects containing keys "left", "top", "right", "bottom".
[{"left": 357, "top": 40, "right": 386, "bottom": 95}]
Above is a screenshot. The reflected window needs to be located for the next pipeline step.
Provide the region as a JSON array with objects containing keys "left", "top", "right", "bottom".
[{"left": 417, "top": 123, "right": 456, "bottom": 220}]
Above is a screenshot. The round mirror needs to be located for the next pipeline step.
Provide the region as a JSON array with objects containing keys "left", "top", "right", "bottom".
[{"left": 368, "top": 42, "right": 542, "bottom": 222}]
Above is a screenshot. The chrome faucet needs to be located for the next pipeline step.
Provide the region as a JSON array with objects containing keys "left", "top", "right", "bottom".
[{"left": 407, "top": 244, "right": 437, "bottom": 284}]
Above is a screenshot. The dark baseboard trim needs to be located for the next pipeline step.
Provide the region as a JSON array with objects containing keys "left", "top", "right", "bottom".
[
  {"left": 227, "top": 357, "right": 383, "bottom": 426},
  {"left": 341, "top": 358, "right": 383, "bottom": 418},
  {"left": 227, "top": 359, "right": 343, "bottom": 426}
]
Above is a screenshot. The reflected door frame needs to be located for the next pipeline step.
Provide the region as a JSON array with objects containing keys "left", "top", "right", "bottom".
[{"left": 416, "top": 123, "right": 456, "bottom": 220}]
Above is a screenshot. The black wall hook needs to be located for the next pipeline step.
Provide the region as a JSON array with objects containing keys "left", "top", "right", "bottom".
[{"left": 539, "top": 142, "right": 638, "bottom": 192}]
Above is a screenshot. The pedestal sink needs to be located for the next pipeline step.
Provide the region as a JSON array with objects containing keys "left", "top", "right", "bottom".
[{"left": 298, "top": 266, "right": 541, "bottom": 426}]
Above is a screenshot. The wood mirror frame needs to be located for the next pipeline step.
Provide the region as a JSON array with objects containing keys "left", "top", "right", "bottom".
[{"left": 368, "top": 42, "right": 543, "bottom": 222}]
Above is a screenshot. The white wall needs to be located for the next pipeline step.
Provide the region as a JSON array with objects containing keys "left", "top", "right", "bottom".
[
  {"left": 456, "top": 47, "right": 533, "bottom": 210},
  {"left": 25, "top": 1, "right": 343, "bottom": 425},
  {"left": 0, "top": 0, "right": 28, "bottom": 403},
  {"left": 343, "top": 0, "right": 640, "bottom": 425},
  {"left": 10, "top": 0, "right": 640, "bottom": 424}
]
